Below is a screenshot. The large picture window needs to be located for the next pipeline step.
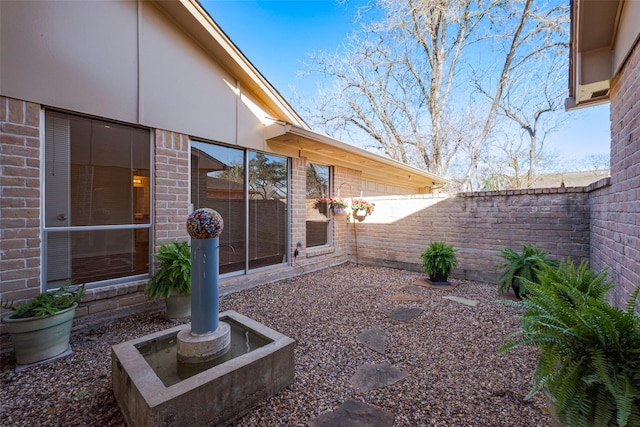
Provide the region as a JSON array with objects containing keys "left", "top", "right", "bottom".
[
  {"left": 43, "top": 111, "right": 151, "bottom": 289},
  {"left": 191, "top": 141, "right": 288, "bottom": 274},
  {"left": 306, "top": 163, "right": 331, "bottom": 247}
]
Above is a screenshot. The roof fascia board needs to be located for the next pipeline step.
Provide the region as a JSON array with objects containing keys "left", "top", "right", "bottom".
[{"left": 265, "top": 122, "right": 448, "bottom": 184}]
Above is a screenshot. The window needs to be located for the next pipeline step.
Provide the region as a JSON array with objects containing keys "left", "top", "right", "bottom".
[
  {"left": 43, "top": 111, "right": 151, "bottom": 289},
  {"left": 191, "top": 141, "right": 288, "bottom": 274},
  {"left": 306, "top": 163, "right": 331, "bottom": 247}
]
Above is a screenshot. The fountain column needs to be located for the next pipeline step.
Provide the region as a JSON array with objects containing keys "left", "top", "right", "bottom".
[
  {"left": 191, "top": 236, "right": 219, "bottom": 334},
  {"left": 177, "top": 208, "right": 231, "bottom": 365}
]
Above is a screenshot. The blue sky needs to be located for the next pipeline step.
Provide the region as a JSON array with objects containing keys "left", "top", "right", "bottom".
[{"left": 200, "top": 0, "right": 611, "bottom": 169}]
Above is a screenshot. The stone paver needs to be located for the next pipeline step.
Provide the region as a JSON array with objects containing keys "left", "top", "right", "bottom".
[
  {"left": 306, "top": 398, "right": 395, "bottom": 427},
  {"left": 400, "top": 284, "right": 425, "bottom": 293},
  {"left": 357, "top": 328, "right": 388, "bottom": 354},
  {"left": 391, "top": 294, "right": 424, "bottom": 302},
  {"left": 387, "top": 307, "right": 423, "bottom": 322},
  {"left": 443, "top": 296, "right": 480, "bottom": 307},
  {"left": 350, "top": 363, "right": 407, "bottom": 392},
  {"left": 412, "top": 278, "right": 458, "bottom": 290}
]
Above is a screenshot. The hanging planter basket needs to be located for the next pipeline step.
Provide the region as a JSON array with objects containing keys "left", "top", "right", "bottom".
[
  {"left": 351, "top": 199, "right": 374, "bottom": 218},
  {"left": 333, "top": 205, "right": 345, "bottom": 215}
]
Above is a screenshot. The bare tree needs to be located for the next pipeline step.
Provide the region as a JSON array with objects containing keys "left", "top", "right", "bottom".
[
  {"left": 462, "top": 0, "right": 568, "bottom": 189},
  {"left": 299, "top": 0, "right": 568, "bottom": 189},
  {"left": 575, "top": 153, "right": 610, "bottom": 171},
  {"left": 473, "top": 10, "right": 569, "bottom": 188},
  {"left": 302, "top": 0, "right": 497, "bottom": 176},
  {"left": 479, "top": 129, "right": 539, "bottom": 190}
]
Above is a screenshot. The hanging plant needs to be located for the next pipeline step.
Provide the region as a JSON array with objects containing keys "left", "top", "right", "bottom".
[{"left": 351, "top": 199, "right": 375, "bottom": 215}]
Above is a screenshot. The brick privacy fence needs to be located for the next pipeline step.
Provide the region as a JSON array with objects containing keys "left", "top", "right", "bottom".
[
  {"left": 591, "top": 42, "right": 640, "bottom": 311},
  {"left": 348, "top": 187, "right": 592, "bottom": 284}
]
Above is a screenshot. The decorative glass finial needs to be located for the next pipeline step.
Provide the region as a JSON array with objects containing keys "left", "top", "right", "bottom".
[{"left": 186, "top": 208, "right": 224, "bottom": 239}]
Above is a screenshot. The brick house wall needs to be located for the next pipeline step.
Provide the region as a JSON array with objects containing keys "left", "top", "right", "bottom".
[
  {"left": 0, "top": 110, "right": 361, "bottom": 329},
  {"left": 285, "top": 158, "right": 357, "bottom": 272},
  {"left": 590, "top": 42, "right": 640, "bottom": 310},
  {"left": 0, "top": 98, "right": 162, "bottom": 330},
  {"left": 349, "top": 187, "right": 592, "bottom": 284},
  {"left": 0, "top": 98, "right": 42, "bottom": 309},
  {"left": 153, "top": 129, "right": 191, "bottom": 248}
]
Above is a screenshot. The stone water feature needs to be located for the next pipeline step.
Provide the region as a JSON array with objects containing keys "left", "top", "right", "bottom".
[{"left": 112, "top": 209, "right": 295, "bottom": 426}]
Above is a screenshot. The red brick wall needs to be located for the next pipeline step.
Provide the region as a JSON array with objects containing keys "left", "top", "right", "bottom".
[
  {"left": 0, "top": 98, "right": 42, "bottom": 308},
  {"left": 153, "top": 129, "right": 191, "bottom": 248},
  {"left": 0, "top": 98, "right": 162, "bottom": 328},
  {"left": 591, "top": 42, "right": 640, "bottom": 310},
  {"left": 334, "top": 166, "right": 361, "bottom": 259},
  {"left": 288, "top": 158, "right": 354, "bottom": 271},
  {"left": 349, "top": 188, "right": 592, "bottom": 283}
]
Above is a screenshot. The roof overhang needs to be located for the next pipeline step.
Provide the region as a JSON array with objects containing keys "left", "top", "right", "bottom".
[
  {"left": 265, "top": 122, "right": 448, "bottom": 192},
  {"left": 566, "top": 0, "right": 621, "bottom": 110},
  {"left": 151, "top": 0, "right": 309, "bottom": 128}
]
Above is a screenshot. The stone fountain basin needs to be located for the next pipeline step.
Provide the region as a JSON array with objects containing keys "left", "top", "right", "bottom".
[{"left": 112, "top": 310, "right": 295, "bottom": 427}]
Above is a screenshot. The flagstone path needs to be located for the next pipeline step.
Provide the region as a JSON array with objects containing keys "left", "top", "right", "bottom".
[
  {"left": 306, "top": 280, "right": 482, "bottom": 426},
  {"left": 306, "top": 398, "right": 395, "bottom": 427}
]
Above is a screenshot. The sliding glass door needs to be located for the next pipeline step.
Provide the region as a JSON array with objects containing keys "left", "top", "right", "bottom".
[
  {"left": 191, "top": 141, "right": 288, "bottom": 274},
  {"left": 248, "top": 152, "right": 288, "bottom": 269}
]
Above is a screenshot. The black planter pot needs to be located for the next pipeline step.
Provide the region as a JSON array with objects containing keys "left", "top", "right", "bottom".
[
  {"left": 511, "top": 280, "right": 524, "bottom": 299},
  {"left": 429, "top": 271, "right": 448, "bottom": 284}
]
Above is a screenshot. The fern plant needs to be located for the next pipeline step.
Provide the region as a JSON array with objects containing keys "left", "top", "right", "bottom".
[
  {"left": 496, "top": 244, "right": 557, "bottom": 298},
  {"left": 145, "top": 241, "right": 191, "bottom": 298},
  {"left": 500, "top": 260, "right": 640, "bottom": 427},
  {"left": 420, "top": 241, "right": 458, "bottom": 282},
  {"left": 2, "top": 285, "right": 84, "bottom": 319}
]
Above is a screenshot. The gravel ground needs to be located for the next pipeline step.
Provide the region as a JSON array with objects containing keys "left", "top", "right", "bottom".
[{"left": 0, "top": 264, "right": 551, "bottom": 426}]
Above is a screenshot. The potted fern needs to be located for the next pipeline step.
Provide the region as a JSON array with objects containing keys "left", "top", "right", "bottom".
[
  {"left": 496, "top": 244, "right": 557, "bottom": 299},
  {"left": 420, "top": 241, "right": 458, "bottom": 284},
  {"left": 2, "top": 284, "right": 84, "bottom": 366},
  {"left": 500, "top": 260, "right": 640, "bottom": 427},
  {"left": 145, "top": 241, "right": 191, "bottom": 319}
]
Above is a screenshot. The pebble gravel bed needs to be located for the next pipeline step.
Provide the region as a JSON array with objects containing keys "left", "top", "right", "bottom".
[{"left": 0, "top": 264, "right": 551, "bottom": 426}]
